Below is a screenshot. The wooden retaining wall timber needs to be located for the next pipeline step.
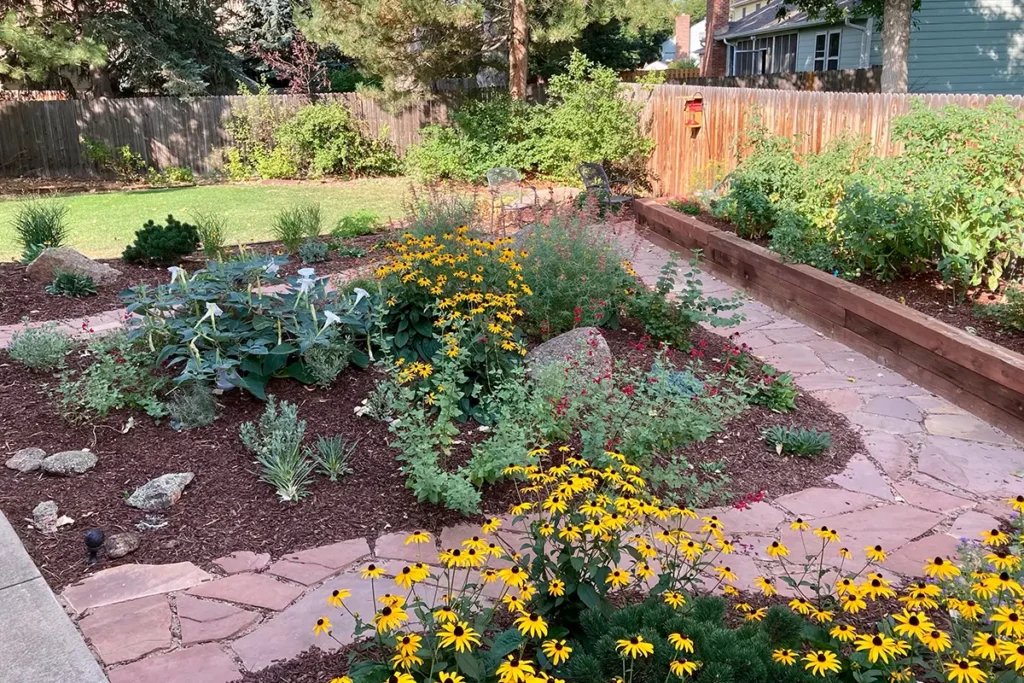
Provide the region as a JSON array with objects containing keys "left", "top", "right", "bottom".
[{"left": 635, "top": 198, "right": 1024, "bottom": 442}]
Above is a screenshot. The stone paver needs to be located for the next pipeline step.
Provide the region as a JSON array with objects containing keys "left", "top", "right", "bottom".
[
  {"left": 918, "top": 436, "right": 1024, "bottom": 498},
  {"left": 826, "top": 454, "right": 894, "bottom": 501},
  {"left": 812, "top": 389, "right": 862, "bottom": 413},
  {"left": 893, "top": 481, "right": 973, "bottom": 514},
  {"left": 63, "top": 562, "right": 212, "bottom": 613},
  {"left": 862, "top": 396, "right": 922, "bottom": 422},
  {"left": 79, "top": 594, "right": 173, "bottom": 665},
  {"left": 107, "top": 643, "right": 242, "bottom": 683},
  {"left": 696, "top": 502, "right": 787, "bottom": 534},
  {"left": 374, "top": 531, "right": 434, "bottom": 563},
  {"left": 186, "top": 572, "right": 304, "bottom": 611},
  {"left": 213, "top": 551, "right": 271, "bottom": 575},
  {"left": 177, "top": 595, "right": 259, "bottom": 645},
  {"left": 925, "top": 413, "right": 1015, "bottom": 445},
  {"left": 775, "top": 487, "right": 881, "bottom": 519},
  {"left": 862, "top": 432, "right": 913, "bottom": 480},
  {"left": 883, "top": 534, "right": 962, "bottom": 577},
  {"left": 267, "top": 538, "right": 371, "bottom": 585},
  {"left": 230, "top": 574, "right": 377, "bottom": 671},
  {"left": 946, "top": 510, "right": 1002, "bottom": 541}
]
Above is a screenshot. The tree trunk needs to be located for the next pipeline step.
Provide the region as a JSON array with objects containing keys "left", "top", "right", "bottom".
[
  {"left": 880, "top": 0, "right": 912, "bottom": 93},
  {"left": 509, "top": 0, "right": 528, "bottom": 99}
]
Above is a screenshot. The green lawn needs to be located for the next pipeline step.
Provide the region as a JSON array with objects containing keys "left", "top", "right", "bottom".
[{"left": 0, "top": 178, "right": 413, "bottom": 261}]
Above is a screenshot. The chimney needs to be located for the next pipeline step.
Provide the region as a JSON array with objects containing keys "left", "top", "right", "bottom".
[
  {"left": 675, "top": 14, "right": 691, "bottom": 57},
  {"left": 701, "top": 0, "right": 730, "bottom": 77}
]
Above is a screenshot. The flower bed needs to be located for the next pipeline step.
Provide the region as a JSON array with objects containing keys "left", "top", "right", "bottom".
[{"left": 637, "top": 199, "right": 1024, "bottom": 442}]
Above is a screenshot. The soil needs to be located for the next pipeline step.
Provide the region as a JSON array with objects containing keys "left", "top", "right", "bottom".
[
  {"left": 241, "top": 645, "right": 356, "bottom": 683},
  {"left": 0, "top": 233, "right": 391, "bottom": 326},
  {"left": 0, "top": 316, "right": 861, "bottom": 592},
  {"left": 666, "top": 206, "right": 1024, "bottom": 357}
]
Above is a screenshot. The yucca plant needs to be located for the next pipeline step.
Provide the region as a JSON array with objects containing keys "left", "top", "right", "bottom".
[
  {"left": 310, "top": 435, "right": 357, "bottom": 481},
  {"left": 762, "top": 425, "right": 832, "bottom": 457}
]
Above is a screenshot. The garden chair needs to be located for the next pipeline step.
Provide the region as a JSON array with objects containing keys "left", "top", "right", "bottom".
[
  {"left": 577, "top": 162, "right": 635, "bottom": 213},
  {"left": 486, "top": 167, "right": 538, "bottom": 236}
]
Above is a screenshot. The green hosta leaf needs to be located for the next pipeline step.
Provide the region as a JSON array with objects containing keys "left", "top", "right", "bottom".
[
  {"left": 350, "top": 349, "right": 370, "bottom": 368},
  {"left": 577, "top": 582, "right": 601, "bottom": 610},
  {"left": 455, "top": 651, "right": 483, "bottom": 680},
  {"left": 413, "top": 317, "right": 434, "bottom": 338}
]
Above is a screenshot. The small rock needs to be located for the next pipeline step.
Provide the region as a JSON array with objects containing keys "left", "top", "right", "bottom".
[
  {"left": 526, "top": 327, "right": 612, "bottom": 381},
  {"left": 136, "top": 515, "right": 168, "bottom": 531},
  {"left": 126, "top": 473, "right": 195, "bottom": 511},
  {"left": 41, "top": 450, "right": 97, "bottom": 476},
  {"left": 106, "top": 532, "right": 141, "bottom": 559},
  {"left": 512, "top": 223, "right": 536, "bottom": 250},
  {"left": 25, "top": 247, "right": 122, "bottom": 285},
  {"left": 6, "top": 447, "right": 45, "bottom": 473},
  {"left": 32, "top": 501, "right": 59, "bottom": 533}
]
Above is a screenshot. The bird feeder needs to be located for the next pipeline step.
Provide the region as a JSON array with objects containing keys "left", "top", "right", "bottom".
[{"left": 682, "top": 94, "right": 704, "bottom": 131}]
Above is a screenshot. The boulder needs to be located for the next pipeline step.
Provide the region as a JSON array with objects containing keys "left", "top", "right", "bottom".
[
  {"left": 106, "top": 532, "right": 142, "bottom": 559},
  {"left": 126, "top": 473, "right": 195, "bottom": 511},
  {"left": 41, "top": 450, "right": 97, "bottom": 476},
  {"left": 26, "top": 247, "right": 121, "bottom": 286},
  {"left": 512, "top": 224, "right": 536, "bottom": 250},
  {"left": 526, "top": 327, "right": 612, "bottom": 381},
  {"left": 32, "top": 500, "right": 58, "bottom": 533},
  {"left": 6, "top": 447, "right": 45, "bottom": 473}
]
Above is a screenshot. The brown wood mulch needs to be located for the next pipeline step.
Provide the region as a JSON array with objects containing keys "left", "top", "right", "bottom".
[
  {"left": 0, "top": 321, "right": 861, "bottom": 592},
  {"left": 0, "top": 233, "right": 390, "bottom": 326}
]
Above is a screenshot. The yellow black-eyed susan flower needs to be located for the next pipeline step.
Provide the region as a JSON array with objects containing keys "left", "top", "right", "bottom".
[
  {"left": 314, "top": 616, "right": 332, "bottom": 636},
  {"left": 327, "top": 588, "right": 351, "bottom": 608},
  {"left": 920, "top": 629, "right": 952, "bottom": 653},
  {"left": 361, "top": 563, "right": 386, "bottom": 579},
  {"left": 669, "top": 659, "right": 700, "bottom": 677},
  {"left": 864, "top": 544, "right": 887, "bottom": 562},
  {"left": 854, "top": 633, "right": 897, "bottom": 664},
  {"left": 514, "top": 612, "right": 548, "bottom": 639},
  {"left": 548, "top": 578, "right": 566, "bottom": 597},
  {"left": 944, "top": 657, "right": 986, "bottom": 683},
  {"left": 496, "top": 655, "right": 535, "bottom": 683},
  {"left": 615, "top": 635, "right": 655, "bottom": 659},
  {"left": 771, "top": 649, "right": 796, "bottom": 665},
  {"left": 541, "top": 639, "right": 572, "bottom": 665},
  {"left": 924, "top": 555, "right": 961, "bottom": 580},
  {"left": 664, "top": 591, "right": 686, "bottom": 608},
  {"left": 374, "top": 605, "right": 408, "bottom": 633},
  {"left": 668, "top": 633, "right": 694, "bottom": 652},
  {"left": 992, "top": 605, "right": 1024, "bottom": 638},
  {"left": 830, "top": 624, "right": 857, "bottom": 642},
  {"left": 437, "top": 621, "right": 481, "bottom": 652},
  {"left": 802, "top": 650, "right": 841, "bottom": 676},
  {"left": 766, "top": 540, "right": 789, "bottom": 558},
  {"left": 404, "top": 530, "right": 430, "bottom": 545}
]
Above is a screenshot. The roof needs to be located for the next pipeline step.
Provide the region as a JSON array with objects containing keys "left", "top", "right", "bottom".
[{"left": 716, "top": 0, "right": 859, "bottom": 40}]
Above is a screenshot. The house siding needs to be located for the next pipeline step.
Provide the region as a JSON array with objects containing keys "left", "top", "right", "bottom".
[
  {"left": 906, "top": 0, "right": 1024, "bottom": 94},
  {"left": 794, "top": 21, "right": 874, "bottom": 72}
]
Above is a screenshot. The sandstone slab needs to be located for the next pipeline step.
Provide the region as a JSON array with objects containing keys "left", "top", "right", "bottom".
[
  {"left": 759, "top": 343, "right": 826, "bottom": 374},
  {"left": 862, "top": 432, "right": 913, "bottom": 480},
  {"left": 848, "top": 412, "right": 922, "bottom": 436},
  {"left": 79, "top": 595, "right": 172, "bottom": 664},
  {"left": 917, "top": 436, "right": 1024, "bottom": 498},
  {"left": 884, "top": 534, "right": 961, "bottom": 577},
  {"left": 26, "top": 247, "right": 122, "bottom": 285},
  {"left": 213, "top": 551, "right": 271, "bottom": 575},
  {"left": 946, "top": 510, "right": 1001, "bottom": 542},
  {"left": 826, "top": 454, "right": 893, "bottom": 501},
  {"left": 811, "top": 389, "right": 861, "bottom": 413},
  {"left": 63, "top": 562, "right": 212, "bottom": 614},
  {"left": 925, "top": 414, "right": 1014, "bottom": 445},
  {"left": 775, "top": 487, "right": 880, "bottom": 520},
  {"left": 106, "top": 643, "right": 241, "bottom": 683},
  {"left": 374, "top": 531, "right": 435, "bottom": 563},
  {"left": 862, "top": 396, "right": 922, "bottom": 422},
  {"left": 894, "top": 481, "right": 973, "bottom": 514},
  {"left": 267, "top": 538, "right": 371, "bottom": 586},
  {"left": 177, "top": 595, "right": 259, "bottom": 645},
  {"left": 695, "top": 502, "right": 786, "bottom": 535},
  {"left": 187, "top": 572, "right": 303, "bottom": 611}
]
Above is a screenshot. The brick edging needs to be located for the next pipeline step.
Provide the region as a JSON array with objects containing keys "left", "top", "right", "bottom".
[{"left": 636, "top": 198, "right": 1024, "bottom": 441}]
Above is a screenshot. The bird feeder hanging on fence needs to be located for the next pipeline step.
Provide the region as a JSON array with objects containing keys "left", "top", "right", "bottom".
[{"left": 682, "top": 94, "right": 704, "bottom": 133}]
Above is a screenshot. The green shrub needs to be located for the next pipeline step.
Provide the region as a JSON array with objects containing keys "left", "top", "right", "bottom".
[
  {"left": 975, "top": 284, "right": 1024, "bottom": 332},
  {"left": 7, "top": 320, "right": 71, "bottom": 372},
  {"left": 80, "top": 136, "right": 147, "bottom": 181},
  {"left": 403, "top": 187, "right": 479, "bottom": 238},
  {"left": 55, "top": 332, "right": 168, "bottom": 422},
  {"left": 122, "top": 215, "right": 200, "bottom": 266},
  {"left": 302, "top": 341, "right": 353, "bottom": 386},
  {"left": 332, "top": 210, "right": 383, "bottom": 238},
  {"left": 13, "top": 201, "right": 70, "bottom": 263},
  {"left": 667, "top": 198, "right": 702, "bottom": 215},
  {"left": 273, "top": 203, "right": 322, "bottom": 252},
  {"left": 167, "top": 382, "right": 219, "bottom": 430},
  {"left": 239, "top": 396, "right": 314, "bottom": 502},
  {"left": 299, "top": 238, "right": 329, "bottom": 264},
  {"left": 46, "top": 270, "right": 97, "bottom": 297},
  {"left": 192, "top": 210, "right": 227, "bottom": 260},
  {"left": 162, "top": 166, "right": 194, "bottom": 183},
  {"left": 747, "top": 364, "right": 799, "bottom": 412},
  {"left": 762, "top": 424, "right": 832, "bottom": 457},
  {"left": 275, "top": 101, "right": 402, "bottom": 178}
]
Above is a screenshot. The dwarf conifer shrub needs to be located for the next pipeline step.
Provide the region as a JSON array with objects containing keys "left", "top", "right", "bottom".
[{"left": 122, "top": 215, "right": 200, "bottom": 266}]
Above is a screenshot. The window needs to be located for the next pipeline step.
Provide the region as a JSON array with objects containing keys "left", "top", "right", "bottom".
[
  {"left": 729, "top": 33, "right": 798, "bottom": 76},
  {"left": 813, "top": 31, "right": 841, "bottom": 71}
]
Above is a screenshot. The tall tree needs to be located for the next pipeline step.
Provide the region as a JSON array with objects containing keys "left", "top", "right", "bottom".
[
  {"left": 305, "top": 0, "right": 675, "bottom": 96},
  {"left": 0, "top": 8, "right": 106, "bottom": 92},
  {"left": 780, "top": 0, "right": 920, "bottom": 93}
]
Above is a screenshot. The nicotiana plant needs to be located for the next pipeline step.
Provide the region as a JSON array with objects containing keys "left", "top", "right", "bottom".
[{"left": 123, "top": 256, "right": 383, "bottom": 398}]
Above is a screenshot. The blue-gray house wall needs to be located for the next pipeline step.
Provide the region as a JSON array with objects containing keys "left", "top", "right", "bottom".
[
  {"left": 793, "top": 19, "right": 878, "bottom": 71},
  {"left": 906, "top": 0, "right": 1024, "bottom": 94}
]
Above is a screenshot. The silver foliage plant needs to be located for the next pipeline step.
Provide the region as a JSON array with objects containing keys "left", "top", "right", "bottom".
[{"left": 239, "top": 396, "right": 314, "bottom": 502}]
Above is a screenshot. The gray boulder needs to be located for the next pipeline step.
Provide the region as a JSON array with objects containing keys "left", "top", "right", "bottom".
[
  {"left": 26, "top": 247, "right": 121, "bottom": 286},
  {"left": 41, "top": 450, "right": 97, "bottom": 476},
  {"left": 6, "top": 447, "right": 45, "bottom": 473},
  {"left": 106, "top": 532, "right": 141, "bottom": 559},
  {"left": 32, "top": 501, "right": 58, "bottom": 533},
  {"left": 126, "top": 473, "right": 195, "bottom": 511},
  {"left": 526, "top": 327, "right": 612, "bottom": 381},
  {"left": 512, "top": 223, "right": 536, "bottom": 250}
]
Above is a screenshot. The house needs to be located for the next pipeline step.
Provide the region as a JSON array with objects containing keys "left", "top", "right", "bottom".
[
  {"left": 661, "top": 15, "right": 708, "bottom": 63},
  {"left": 701, "top": 0, "right": 1024, "bottom": 94}
]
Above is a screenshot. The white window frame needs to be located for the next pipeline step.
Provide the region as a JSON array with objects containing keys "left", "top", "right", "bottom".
[{"left": 813, "top": 30, "right": 841, "bottom": 71}]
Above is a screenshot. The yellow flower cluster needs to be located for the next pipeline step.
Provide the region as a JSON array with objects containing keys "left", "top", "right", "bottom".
[{"left": 375, "top": 229, "right": 530, "bottom": 357}]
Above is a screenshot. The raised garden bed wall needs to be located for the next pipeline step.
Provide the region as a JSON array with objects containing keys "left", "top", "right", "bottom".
[{"left": 636, "top": 198, "right": 1024, "bottom": 441}]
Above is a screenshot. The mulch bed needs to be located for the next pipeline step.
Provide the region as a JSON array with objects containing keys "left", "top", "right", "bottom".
[
  {"left": 676, "top": 207, "right": 1024, "bottom": 356},
  {"left": 0, "top": 233, "right": 390, "bottom": 326},
  {"left": 0, "top": 319, "right": 861, "bottom": 592}
]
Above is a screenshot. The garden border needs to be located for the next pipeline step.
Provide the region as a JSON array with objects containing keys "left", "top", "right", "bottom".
[{"left": 635, "top": 198, "right": 1024, "bottom": 441}]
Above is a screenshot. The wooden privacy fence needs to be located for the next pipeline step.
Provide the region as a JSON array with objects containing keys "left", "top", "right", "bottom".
[
  {"left": 680, "top": 67, "right": 883, "bottom": 93},
  {"left": 634, "top": 84, "right": 1024, "bottom": 197},
  {"left": 619, "top": 68, "right": 701, "bottom": 82},
  {"left": 0, "top": 93, "right": 452, "bottom": 177}
]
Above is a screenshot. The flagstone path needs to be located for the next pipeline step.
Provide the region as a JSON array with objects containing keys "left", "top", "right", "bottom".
[{"left": 6, "top": 224, "right": 1024, "bottom": 682}]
